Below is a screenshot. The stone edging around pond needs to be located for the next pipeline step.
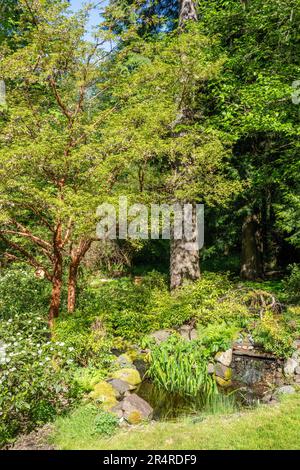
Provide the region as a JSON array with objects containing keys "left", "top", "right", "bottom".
[
  {"left": 87, "top": 328, "right": 300, "bottom": 426},
  {"left": 209, "top": 336, "right": 300, "bottom": 402}
]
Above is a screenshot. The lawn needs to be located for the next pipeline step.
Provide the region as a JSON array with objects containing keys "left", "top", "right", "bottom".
[{"left": 51, "top": 394, "right": 300, "bottom": 450}]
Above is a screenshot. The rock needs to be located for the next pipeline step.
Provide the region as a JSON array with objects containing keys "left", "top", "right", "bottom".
[
  {"left": 107, "top": 378, "right": 135, "bottom": 395},
  {"left": 294, "top": 375, "right": 300, "bottom": 384},
  {"left": 115, "top": 353, "right": 135, "bottom": 369},
  {"left": 242, "top": 368, "right": 261, "bottom": 385},
  {"left": 215, "top": 349, "right": 232, "bottom": 367},
  {"left": 261, "top": 393, "right": 273, "bottom": 404},
  {"left": 110, "top": 402, "right": 124, "bottom": 419},
  {"left": 215, "top": 363, "right": 232, "bottom": 381},
  {"left": 215, "top": 376, "right": 232, "bottom": 388},
  {"left": 111, "top": 394, "right": 153, "bottom": 424},
  {"left": 89, "top": 381, "right": 118, "bottom": 410},
  {"left": 122, "top": 394, "right": 153, "bottom": 424},
  {"left": 275, "top": 377, "right": 284, "bottom": 386},
  {"left": 292, "top": 350, "right": 300, "bottom": 361},
  {"left": 207, "top": 363, "right": 215, "bottom": 375},
  {"left": 292, "top": 339, "right": 300, "bottom": 350},
  {"left": 295, "top": 366, "right": 300, "bottom": 375},
  {"left": 110, "top": 368, "right": 142, "bottom": 386},
  {"left": 149, "top": 329, "right": 174, "bottom": 344},
  {"left": 283, "top": 358, "right": 298, "bottom": 375},
  {"left": 190, "top": 329, "right": 198, "bottom": 340},
  {"left": 276, "top": 385, "right": 296, "bottom": 395},
  {"left": 178, "top": 325, "right": 198, "bottom": 341},
  {"left": 133, "top": 358, "right": 148, "bottom": 378}
]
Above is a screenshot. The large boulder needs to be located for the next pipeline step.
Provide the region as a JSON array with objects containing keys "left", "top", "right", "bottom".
[
  {"left": 111, "top": 394, "right": 153, "bottom": 424},
  {"left": 110, "top": 368, "right": 142, "bottom": 386},
  {"left": 89, "top": 381, "right": 118, "bottom": 410}
]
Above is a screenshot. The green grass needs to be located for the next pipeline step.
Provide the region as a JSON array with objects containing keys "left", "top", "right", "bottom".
[{"left": 50, "top": 394, "right": 300, "bottom": 450}]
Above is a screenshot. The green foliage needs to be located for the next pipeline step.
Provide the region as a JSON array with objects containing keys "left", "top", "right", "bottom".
[
  {"left": 0, "top": 265, "right": 50, "bottom": 319},
  {"left": 197, "top": 322, "right": 239, "bottom": 354},
  {"left": 252, "top": 312, "right": 294, "bottom": 358},
  {"left": 147, "top": 335, "right": 217, "bottom": 399},
  {"left": 93, "top": 411, "right": 119, "bottom": 437},
  {"left": 0, "top": 310, "right": 81, "bottom": 446},
  {"left": 53, "top": 313, "right": 114, "bottom": 369},
  {"left": 284, "top": 264, "right": 300, "bottom": 303},
  {"left": 76, "top": 272, "right": 250, "bottom": 341},
  {"left": 73, "top": 367, "right": 107, "bottom": 393}
]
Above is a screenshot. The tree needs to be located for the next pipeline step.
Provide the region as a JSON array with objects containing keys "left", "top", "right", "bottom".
[
  {"left": 169, "top": 0, "right": 200, "bottom": 290},
  {"left": 0, "top": 0, "right": 117, "bottom": 323},
  {"left": 199, "top": 0, "right": 300, "bottom": 278},
  {"left": 101, "top": 7, "right": 239, "bottom": 287}
]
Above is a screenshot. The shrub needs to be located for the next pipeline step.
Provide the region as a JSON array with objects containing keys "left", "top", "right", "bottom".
[
  {"left": 93, "top": 411, "right": 119, "bottom": 437},
  {"left": 73, "top": 367, "right": 106, "bottom": 393},
  {"left": 0, "top": 311, "right": 80, "bottom": 446},
  {"left": 284, "top": 264, "right": 300, "bottom": 303},
  {"left": 197, "top": 321, "right": 239, "bottom": 354},
  {"left": 252, "top": 311, "right": 294, "bottom": 358},
  {"left": 0, "top": 265, "right": 50, "bottom": 319},
  {"left": 53, "top": 313, "right": 115, "bottom": 368}
]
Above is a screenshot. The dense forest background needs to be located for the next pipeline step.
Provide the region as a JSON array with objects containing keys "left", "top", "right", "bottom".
[{"left": 0, "top": 0, "right": 300, "bottom": 450}]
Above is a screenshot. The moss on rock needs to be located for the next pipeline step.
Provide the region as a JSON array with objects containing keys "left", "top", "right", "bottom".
[
  {"left": 89, "top": 381, "right": 118, "bottom": 410},
  {"left": 110, "top": 368, "right": 142, "bottom": 386}
]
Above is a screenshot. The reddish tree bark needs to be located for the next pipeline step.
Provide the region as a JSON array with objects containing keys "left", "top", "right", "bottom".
[
  {"left": 67, "top": 239, "right": 92, "bottom": 313},
  {"left": 49, "top": 223, "right": 63, "bottom": 327}
]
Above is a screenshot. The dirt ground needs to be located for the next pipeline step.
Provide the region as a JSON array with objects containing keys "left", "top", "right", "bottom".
[{"left": 9, "top": 425, "right": 55, "bottom": 450}]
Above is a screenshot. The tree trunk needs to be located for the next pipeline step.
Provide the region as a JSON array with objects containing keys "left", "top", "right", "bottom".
[
  {"left": 67, "top": 260, "right": 79, "bottom": 314},
  {"left": 179, "top": 0, "right": 198, "bottom": 25},
  {"left": 170, "top": 0, "right": 200, "bottom": 290},
  {"left": 240, "top": 214, "right": 263, "bottom": 280},
  {"left": 67, "top": 239, "right": 92, "bottom": 314},
  {"left": 49, "top": 260, "right": 63, "bottom": 328},
  {"left": 49, "top": 224, "right": 63, "bottom": 328},
  {"left": 170, "top": 237, "right": 201, "bottom": 289},
  {"left": 170, "top": 203, "right": 200, "bottom": 289}
]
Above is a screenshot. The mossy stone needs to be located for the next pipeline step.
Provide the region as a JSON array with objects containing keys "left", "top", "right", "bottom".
[
  {"left": 110, "top": 368, "right": 142, "bottom": 386},
  {"left": 89, "top": 381, "right": 118, "bottom": 410},
  {"left": 215, "top": 376, "right": 232, "bottom": 388},
  {"left": 127, "top": 410, "right": 143, "bottom": 425}
]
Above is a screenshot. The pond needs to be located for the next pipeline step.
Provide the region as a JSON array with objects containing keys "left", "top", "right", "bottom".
[{"left": 136, "top": 380, "right": 252, "bottom": 420}]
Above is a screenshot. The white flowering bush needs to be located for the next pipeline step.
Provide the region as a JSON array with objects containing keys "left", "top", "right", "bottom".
[{"left": 0, "top": 311, "right": 80, "bottom": 446}]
